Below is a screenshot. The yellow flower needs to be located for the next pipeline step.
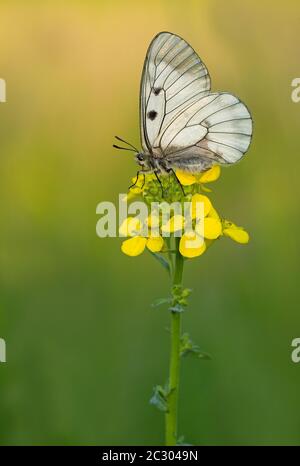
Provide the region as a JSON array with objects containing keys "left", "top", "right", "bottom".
[
  {"left": 199, "top": 165, "right": 221, "bottom": 183},
  {"left": 121, "top": 236, "right": 147, "bottom": 256},
  {"left": 119, "top": 217, "right": 142, "bottom": 237},
  {"left": 121, "top": 235, "right": 164, "bottom": 256},
  {"left": 175, "top": 171, "right": 196, "bottom": 186},
  {"left": 179, "top": 231, "right": 207, "bottom": 258},
  {"left": 120, "top": 174, "right": 250, "bottom": 260},
  {"left": 179, "top": 193, "right": 222, "bottom": 257},
  {"left": 161, "top": 215, "right": 185, "bottom": 234},
  {"left": 223, "top": 222, "right": 250, "bottom": 244},
  {"left": 176, "top": 165, "right": 221, "bottom": 186},
  {"left": 190, "top": 193, "right": 212, "bottom": 218},
  {"left": 123, "top": 173, "right": 157, "bottom": 201},
  {"left": 146, "top": 236, "right": 164, "bottom": 252},
  {"left": 200, "top": 217, "right": 222, "bottom": 239},
  {"left": 208, "top": 206, "right": 220, "bottom": 220},
  {"left": 146, "top": 214, "right": 160, "bottom": 229},
  {"left": 120, "top": 215, "right": 164, "bottom": 257}
]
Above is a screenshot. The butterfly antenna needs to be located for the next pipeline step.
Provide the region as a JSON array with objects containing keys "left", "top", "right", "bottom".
[
  {"left": 115, "top": 136, "right": 139, "bottom": 152},
  {"left": 113, "top": 144, "right": 136, "bottom": 152},
  {"left": 113, "top": 144, "right": 137, "bottom": 152}
]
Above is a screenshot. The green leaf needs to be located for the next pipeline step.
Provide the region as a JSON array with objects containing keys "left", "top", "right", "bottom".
[
  {"left": 151, "top": 297, "right": 172, "bottom": 308},
  {"left": 177, "top": 435, "right": 193, "bottom": 446},
  {"left": 169, "top": 303, "right": 185, "bottom": 313},
  {"left": 149, "top": 385, "right": 168, "bottom": 412},
  {"left": 180, "top": 332, "right": 212, "bottom": 360},
  {"left": 148, "top": 251, "right": 170, "bottom": 275},
  {"left": 189, "top": 349, "right": 212, "bottom": 360}
]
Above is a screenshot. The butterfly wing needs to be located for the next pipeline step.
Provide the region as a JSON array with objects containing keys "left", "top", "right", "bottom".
[
  {"left": 140, "top": 32, "right": 252, "bottom": 172},
  {"left": 162, "top": 92, "right": 252, "bottom": 172},
  {"left": 140, "top": 32, "right": 211, "bottom": 153}
]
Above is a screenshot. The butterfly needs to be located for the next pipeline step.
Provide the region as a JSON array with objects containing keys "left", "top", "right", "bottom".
[{"left": 113, "top": 31, "right": 252, "bottom": 192}]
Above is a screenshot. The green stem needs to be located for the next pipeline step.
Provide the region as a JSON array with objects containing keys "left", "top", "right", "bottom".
[{"left": 165, "top": 238, "right": 184, "bottom": 446}]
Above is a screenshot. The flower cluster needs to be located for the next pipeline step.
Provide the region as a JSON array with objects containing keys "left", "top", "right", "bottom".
[{"left": 120, "top": 166, "right": 249, "bottom": 258}]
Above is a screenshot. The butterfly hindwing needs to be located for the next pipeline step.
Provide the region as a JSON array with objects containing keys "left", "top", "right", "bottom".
[{"left": 164, "top": 92, "right": 252, "bottom": 170}]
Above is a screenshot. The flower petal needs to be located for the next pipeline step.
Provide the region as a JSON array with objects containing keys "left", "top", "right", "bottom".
[
  {"left": 203, "top": 217, "right": 222, "bottom": 239},
  {"left": 119, "top": 217, "right": 141, "bottom": 237},
  {"left": 121, "top": 236, "right": 147, "bottom": 256},
  {"left": 122, "top": 191, "right": 140, "bottom": 202},
  {"left": 207, "top": 206, "right": 220, "bottom": 220},
  {"left": 146, "top": 236, "right": 164, "bottom": 253},
  {"left": 179, "top": 232, "right": 206, "bottom": 258},
  {"left": 161, "top": 215, "right": 185, "bottom": 233},
  {"left": 199, "top": 165, "right": 221, "bottom": 183},
  {"left": 176, "top": 170, "right": 196, "bottom": 186},
  {"left": 146, "top": 214, "right": 160, "bottom": 229},
  {"left": 223, "top": 226, "right": 250, "bottom": 244},
  {"left": 191, "top": 193, "right": 212, "bottom": 219}
]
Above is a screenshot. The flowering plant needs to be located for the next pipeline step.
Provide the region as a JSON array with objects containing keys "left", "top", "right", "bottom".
[{"left": 119, "top": 165, "right": 249, "bottom": 445}]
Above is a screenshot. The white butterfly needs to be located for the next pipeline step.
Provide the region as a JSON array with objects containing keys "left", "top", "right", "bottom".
[{"left": 114, "top": 32, "right": 252, "bottom": 188}]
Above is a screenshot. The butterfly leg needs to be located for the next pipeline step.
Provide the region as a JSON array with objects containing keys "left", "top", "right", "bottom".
[
  {"left": 128, "top": 171, "right": 147, "bottom": 190},
  {"left": 167, "top": 168, "right": 186, "bottom": 196},
  {"left": 140, "top": 173, "right": 146, "bottom": 189},
  {"left": 154, "top": 170, "right": 164, "bottom": 198},
  {"left": 128, "top": 171, "right": 140, "bottom": 190}
]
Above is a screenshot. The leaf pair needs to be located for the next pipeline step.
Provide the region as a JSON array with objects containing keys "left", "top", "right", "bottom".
[
  {"left": 149, "top": 385, "right": 172, "bottom": 413},
  {"left": 180, "top": 333, "right": 211, "bottom": 360}
]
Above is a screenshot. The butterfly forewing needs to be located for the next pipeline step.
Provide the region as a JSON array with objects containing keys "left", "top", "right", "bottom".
[{"left": 140, "top": 32, "right": 211, "bottom": 153}]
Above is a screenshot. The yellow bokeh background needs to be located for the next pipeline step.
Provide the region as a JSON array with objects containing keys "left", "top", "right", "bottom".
[{"left": 0, "top": 0, "right": 300, "bottom": 445}]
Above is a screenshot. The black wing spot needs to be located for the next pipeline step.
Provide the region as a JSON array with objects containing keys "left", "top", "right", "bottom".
[
  {"left": 153, "top": 88, "right": 162, "bottom": 96},
  {"left": 147, "top": 110, "right": 158, "bottom": 120}
]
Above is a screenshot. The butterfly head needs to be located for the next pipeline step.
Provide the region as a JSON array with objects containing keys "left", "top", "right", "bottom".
[{"left": 135, "top": 152, "right": 150, "bottom": 169}]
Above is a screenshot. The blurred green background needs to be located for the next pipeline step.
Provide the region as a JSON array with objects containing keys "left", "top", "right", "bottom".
[{"left": 0, "top": 0, "right": 300, "bottom": 445}]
